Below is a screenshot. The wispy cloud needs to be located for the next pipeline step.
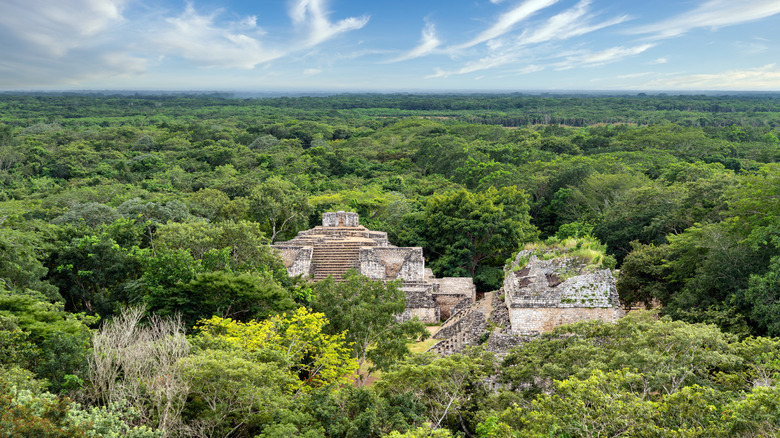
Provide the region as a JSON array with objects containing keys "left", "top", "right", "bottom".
[
  {"left": 290, "top": 0, "right": 369, "bottom": 47},
  {"left": 429, "top": 0, "right": 628, "bottom": 78},
  {"left": 154, "top": 1, "right": 368, "bottom": 70},
  {"left": 388, "top": 22, "right": 441, "bottom": 63},
  {"left": 733, "top": 40, "right": 770, "bottom": 55},
  {"left": 632, "top": 0, "right": 780, "bottom": 38},
  {"left": 616, "top": 72, "right": 653, "bottom": 79},
  {"left": 555, "top": 43, "right": 654, "bottom": 69},
  {"left": 428, "top": 53, "right": 518, "bottom": 78},
  {"left": 642, "top": 64, "right": 780, "bottom": 89},
  {"left": 457, "top": 0, "right": 559, "bottom": 49},
  {"left": 516, "top": 0, "right": 628, "bottom": 45},
  {"left": 157, "top": 5, "right": 279, "bottom": 69}
]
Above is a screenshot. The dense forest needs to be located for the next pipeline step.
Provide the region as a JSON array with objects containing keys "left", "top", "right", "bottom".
[{"left": 1, "top": 93, "right": 780, "bottom": 437}]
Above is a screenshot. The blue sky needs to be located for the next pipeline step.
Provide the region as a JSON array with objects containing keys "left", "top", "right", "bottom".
[{"left": 1, "top": 0, "right": 779, "bottom": 91}]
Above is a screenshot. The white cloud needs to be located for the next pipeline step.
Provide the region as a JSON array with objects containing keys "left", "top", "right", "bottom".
[
  {"left": 388, "top": 22, "right": 441, "bottom": 62},
  {"left": 555, "top": 43, "right": 654, "bottom": 69},
  {"left": 516, "top": 0, "right": 628, "bottom": 45},
  {"left": 642, "top": 64, "right": 780, "bottom": 89},
  {"left": 616, "top": 72, "right": 653, "bottom": 79},
  {"left": 290, "top": 0, "right": 369, "bottom": 47},
  {"left": 0, "top": 0, "right": 127, "bottom": 57},
  {"left": 651, "top": 57, "right": 668, "bottom": 64},
  {"left": 429, "top": 1, "right": 628, "bottom": 78},
  {"left": 156, "top": 5, "right": 280, "bottom": 69},
  {"left": 457, "top": 0, "right": 559, "bottom": 49},
  {"left": 303, "top": 68, "right": 322, "bottom": 76},
  {"left": 632, "top": 0, "right": 780, "bottom": 38},
  {"left": 428, "top": 53, "right": 517, "bottom": 77}
]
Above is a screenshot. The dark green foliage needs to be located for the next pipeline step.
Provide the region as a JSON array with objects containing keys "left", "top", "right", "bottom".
[
  {"left": 150, "top": 270, "right": 296, "bottom": 329},
  {"left": 4, "top": 93, "right": 780, "bottom": 436},
  {"left": 0, "top": 227, "right": 59, "bottom": 300},
  {"left": 49, "top": 233, "right": 140, "bottom": 316},
  {"left": 421, "top": 186, "right": 538, "bottom": 291},
  {"left": 307, "top": 386, "right": 427, "bottom": 438},
  {"left": 0, "top": 291, "right": 94, "bottom": 392}
]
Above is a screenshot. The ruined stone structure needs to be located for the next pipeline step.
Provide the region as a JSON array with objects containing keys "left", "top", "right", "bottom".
[
  {"left": 503, "top": 249, "right": 624, "bottom": 333},
  {"left": 273, "top": 211, "right": 475, "bottom": 323},
  {"left": 428, "top": 247, "right": 624, "bottom": 356}
]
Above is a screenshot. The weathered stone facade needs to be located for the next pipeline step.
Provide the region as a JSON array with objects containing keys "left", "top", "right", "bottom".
[
  {"left": 272, "top": 212, "right": 474, "bottom": 323},
  {"left": 428, "top": 249, "right": 625, "bottom": 357},
  {"left": 503, "top": 249, "right": 624, "bottom": 334},
  {"left": 431, "top": 278, "right": 477, "bottom": 320}
]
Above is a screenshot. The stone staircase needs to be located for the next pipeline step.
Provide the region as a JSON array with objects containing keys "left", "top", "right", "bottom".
[
  {"left": 310, "top": 240, "right": 365, "bottom": 281},
  {"left": 428, "top": 292, "right": 495, "bottom": 356}
]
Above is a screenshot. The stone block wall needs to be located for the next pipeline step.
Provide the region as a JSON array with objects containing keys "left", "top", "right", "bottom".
[
  {"left": 398, "top": 307, "right": 439, "bottom": 323},
  {"left": 434, "top": 295, "right": 471, "bottom": 320},
  {"left": 558, "top": 270, "right": 618, "bottom": 308},
  {"left": 273, "top": 246, "right": 313, "bottom": 277},
  {"left": 485, "top": 332, "right": 534, "bottom": 354},
  {"left": 368, "top": 232, "right": 389, "bottom": 246},
  {"left": 433, "top": 277, "right": 476, "bottom": 300},
  {"left": 358, "top": 247, "right": 425, "bottom": 281},
  {"left": 503, "top": 250, "right": 624, "bottom": 334},
  {"left": 322, "top": 211, "right": 359, "bottom": 227},
  {"left": 508, "top": 307, "right": 622, "bottom": 333}
]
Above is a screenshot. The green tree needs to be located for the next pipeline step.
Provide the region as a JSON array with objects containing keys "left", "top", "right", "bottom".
[
  {"left": 0, "top": 291, "right": 95, "bottom": 392},
  {"left": 500, "top": 312, "right": 739, "bottom": 398},
  {"left": 247, "top": 177, "right": 310, "bottom": 243},
  {"left": 378, "top": 351, "right": 497, "bottom": 432},
  {"left": 521, "top": 370, "right": 660, "bottom": 437},
  {"left": 148, "top": 270, "right": 296, "bottom": 329},
  {"left": 50, "top": 233, "right": 140, "bottom": 316},
  {"left": 0, "top": 227, "right": 59, "bottom": 300},
  {"left": 153, "top": 220, "right": 284, "bottom": 274},
  {"left": 180, "top": 349, "right": 294, "bottom": 438},
  {"left": 311, "top": 271, "right": 429, "bottom": 386},
  {"left": 422, "top": 186, "right": 537, "bottom": 291}
]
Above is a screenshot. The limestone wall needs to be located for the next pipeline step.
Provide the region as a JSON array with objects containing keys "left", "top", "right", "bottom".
[
  {"left": 274, "top": 246, "right": 313, "bottom": 277},
  {"left": 368, "top": 231, "right": 389, "bottom": 246},
  {"left": 558, "top": 270, "right": 618, "bottom": 308},
  {"left": 434, "top": 295, "right": 471, "bottom": 320},
  {"left": 358, "top": 248, "right": 385, "bottom": 280},
  {"left": 322, "top": 211, "right": 359, "bottom": 227},
  {"left": 358, "top": 247, "right": 425, "bottom": 281},
  {"left": 398, "top": 307, "right": 439, "bottom": 323},
  {"left": 508, "top": 307, "right": 623, "bottom": 334},
  {"left": 485, "top": 332, "right": 534, "bottom": 354},
  {"left": 503, "top": 250, "right": 624, "bottom": 334},
  {"left": 433, "top": 277, "right": 476, "bottom": 300}
]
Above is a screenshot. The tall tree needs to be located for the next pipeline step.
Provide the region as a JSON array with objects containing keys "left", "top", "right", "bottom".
[
  {"left": 422, "top": 186, "right": 537, "bottom": 290},
  {"left": 247, "top": 177, "right": 310, "bottom": 243},
  {"left": 312, "top": 271, "right": 429, "bottom": 386}
]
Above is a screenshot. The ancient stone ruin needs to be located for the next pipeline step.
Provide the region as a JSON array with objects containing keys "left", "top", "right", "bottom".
[
  {"left": 428, "top": 246, "right": 624, "bottom": 356},
  {"left": 503, "top": 249, "right": 624, "bottom": 333},
  {"left": 272, "top": 211, "right": 475, "bottom": 323}
]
